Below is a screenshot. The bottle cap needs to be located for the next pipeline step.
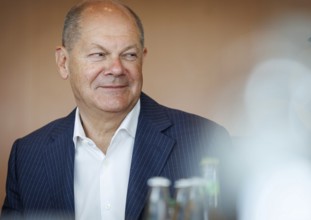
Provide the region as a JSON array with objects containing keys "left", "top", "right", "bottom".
[
  {"left": 201, "top": 157, "right": 219, "bottom": 166},
  {"left": 174, "top": 178, "right": 192, "bottom": 188},
  {"left": 189, "top": 177, "right": 205, "bottom": 186},
  {"left": 147, "top": 177, "right": 171, "bottom": 187}
]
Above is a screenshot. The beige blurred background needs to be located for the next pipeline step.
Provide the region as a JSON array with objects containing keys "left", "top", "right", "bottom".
[{"left": 1, "top": 0, "right": 311, "bottom": 210}]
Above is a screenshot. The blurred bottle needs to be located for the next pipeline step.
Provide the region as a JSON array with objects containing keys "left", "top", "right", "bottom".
[
  {"left": 144, "top": 177, "right": 171, "bottom": 220},
  {"left": 188, "top": 177, "right": 206, "bottom": 220},
  {"left": 171, "top": 179, "right": 191, "bottom": 220},
  {"left": 201, "top": 158, "right": 220, "bottom": 208},
  {"left": 171, "top": 177, "right": 206, "bottom": 220},
  {"left": 201, "top": 157, "right": 224, "bottom": 220}
]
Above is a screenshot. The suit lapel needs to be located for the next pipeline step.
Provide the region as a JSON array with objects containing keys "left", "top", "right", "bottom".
[
  {"left": 39, "top": 97, "right": 174, "bottom": 218},
  {"left": 125, "top": 94, "right": 175, "bottom": 219},
  {"left": 43, "top": 111, "right": 76, "bottom": 214}
]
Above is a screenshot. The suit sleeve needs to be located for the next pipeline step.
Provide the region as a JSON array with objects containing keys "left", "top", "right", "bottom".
[{"left": 1, "top": 140, "right": 23, "bottom": 219}]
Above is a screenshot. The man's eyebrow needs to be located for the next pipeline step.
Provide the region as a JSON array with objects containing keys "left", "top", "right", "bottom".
[
  {"left": 88, "top": 44, "right": 139, "bottom": 52},
  {"left": 122, "top": 44, "right": 140, "bottom": 52},
  {"left": 89, "top": 43, "right": 109, "bottom": 51}
]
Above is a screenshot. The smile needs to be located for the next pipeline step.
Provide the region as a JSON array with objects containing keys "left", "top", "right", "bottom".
[{"left": 96, "top": 85, "right": 128, "bottom": 90}]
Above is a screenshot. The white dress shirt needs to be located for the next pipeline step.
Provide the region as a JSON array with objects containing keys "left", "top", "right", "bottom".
[{"left": 73, "top": 100, "right": 140, "bottom": 220}]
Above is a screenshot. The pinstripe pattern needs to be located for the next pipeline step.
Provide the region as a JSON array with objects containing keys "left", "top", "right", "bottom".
[
  {"left": 2, "top": 111, "right": 76, "bottom": 219},
  {"left": 1, "top": 93, "right": 231, "bottom": 220},
  {"left": 125, "top": 93, "right": 231, "bottom": 220}
]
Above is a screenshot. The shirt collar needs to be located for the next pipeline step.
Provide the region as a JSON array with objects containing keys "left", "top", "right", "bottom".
[{"left": 73, "top": 100, "right": 141, "bottom": 148}]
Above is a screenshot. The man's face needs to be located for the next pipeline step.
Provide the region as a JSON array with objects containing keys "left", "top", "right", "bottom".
[{"left": 64, "top": 6, "right": 146, "bottom": 116}]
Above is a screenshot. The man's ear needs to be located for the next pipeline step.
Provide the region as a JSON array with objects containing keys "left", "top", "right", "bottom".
[
  {"left": 55, "top": 46, "right": 70, "bottom": 79},
  {"left": 143, "top": 47, "right": 147, "bottom": 59}
]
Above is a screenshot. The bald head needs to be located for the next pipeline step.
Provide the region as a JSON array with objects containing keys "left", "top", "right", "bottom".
[{"left": 62, "top": 0, "right": 144, "bottom": 51}]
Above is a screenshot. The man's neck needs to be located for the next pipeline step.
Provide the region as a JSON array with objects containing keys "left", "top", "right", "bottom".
[{"left": 78, "top": 109, "right": 129, "bottom": 154}]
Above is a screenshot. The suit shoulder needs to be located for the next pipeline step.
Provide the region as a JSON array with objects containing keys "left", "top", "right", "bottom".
[
  {"left": 164, "top": 105, "right": 226, "bottom": 131},
  {"left": 140, "top": 93, "right": 229, "bottom": 135},
  {"left": 16, "top": 110, "right": 75, "bottom": 145}
]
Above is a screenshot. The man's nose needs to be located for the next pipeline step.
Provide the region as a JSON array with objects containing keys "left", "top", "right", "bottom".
[{"left": 107, "top": 57, "right": 124, "bottom": 76}]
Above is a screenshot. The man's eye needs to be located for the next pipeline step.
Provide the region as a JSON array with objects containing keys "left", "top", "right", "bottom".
[
  {"left": 91, "top": 53, "right": 106, "bottom": 57},
  {"left": 122, "top": 53, "right": 138, "bottom": 61},
  {"left": 88, "top": 53, "right": 107, "bottom": 60}
]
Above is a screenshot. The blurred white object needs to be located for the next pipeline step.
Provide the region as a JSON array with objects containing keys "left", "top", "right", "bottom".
[{"left": 239, "top": 159, "right": 311, "bottom": 220}]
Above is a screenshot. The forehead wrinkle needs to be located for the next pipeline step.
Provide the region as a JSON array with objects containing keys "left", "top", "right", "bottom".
[
  {"left": 79, "top": 19, "right": 141, "bottom": 49},
  {"left": 80, "top": 12, "right": 138, "bottom": 39},
  {"left": 88, "top": 42, "right": 140, "bottom": 54}
]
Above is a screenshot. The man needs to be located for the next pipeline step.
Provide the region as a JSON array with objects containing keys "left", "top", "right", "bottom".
[{"left": 1, "top": 0, "right": 232, "bottom": 219}]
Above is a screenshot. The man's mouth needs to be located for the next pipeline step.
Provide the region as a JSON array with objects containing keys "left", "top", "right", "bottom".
[{"left": 96, "top": 84, "right": 128, "bottom": 90}]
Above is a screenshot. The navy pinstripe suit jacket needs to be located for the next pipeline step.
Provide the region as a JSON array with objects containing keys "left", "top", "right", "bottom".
[{"left": 1, "top": 93, "right": 231, "bottom": 220}]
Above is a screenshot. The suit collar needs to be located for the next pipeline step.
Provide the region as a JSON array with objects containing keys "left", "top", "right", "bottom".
[
  {"left": 125, "top": 93, "right": 176, "bottom": 219},
  {"left": 41, "top": 94, "right": 175, "bottom": 219}
]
